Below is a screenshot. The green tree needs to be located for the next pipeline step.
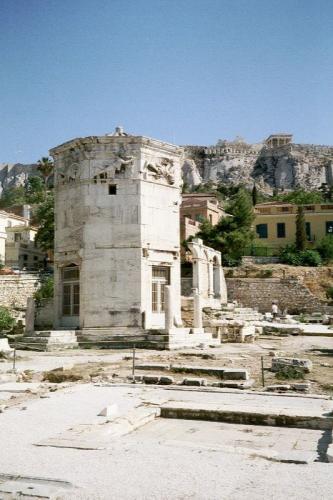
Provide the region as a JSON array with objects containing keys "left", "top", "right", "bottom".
[
  {"left": 35, "top": 193, "right": 54, "bottom": 251},
  {"left": 25, "top": 176, "right": 47, "bottom": 204},
  {"left": 37, "top": 157, "right": 54, "bottom": 187},
  {"left": 0, "top": 307, "right": 15, "bottom": 332},
  {"left": 196, "top": 188, "right": 254, "bottom": 265},
  {"left": 275, "top": 189, "right": 324, "bottom": 205},
  {"left": 34, "top": 277, "right": 54, "bottom": 306},
  {"left": 0, "top": 186, "right": 26, "bottom": 208},
  {"left": 295, "top": 205, "right": 306, "bottom": 251}
]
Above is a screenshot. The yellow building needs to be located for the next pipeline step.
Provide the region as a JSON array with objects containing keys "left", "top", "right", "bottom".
[{"left": 253, "top": 202, "right": 333, "bottom": 253}]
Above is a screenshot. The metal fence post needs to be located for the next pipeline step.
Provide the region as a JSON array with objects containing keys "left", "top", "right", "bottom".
[
  {"left": 12, "top": 337, "right": 17, "bottom": 372},
  {"left": 132, "top": 344, "right": 136, "bottom": 383}
]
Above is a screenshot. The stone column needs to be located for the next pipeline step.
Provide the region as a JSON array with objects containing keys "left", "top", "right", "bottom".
[
  {"left": 53, "top": 266, "right": 62, "bottom": 329},
  {"left": 25, "top": 297, "right": 35, "bottom": 335},
  {"left": 193, "top": 288, "right": 202, "bottom": 329},
  {"left": 164, "top": 285, "right": 174, "bottom": 330},
  {"left": 192, "top": 258, "right": 200, "bottom": 292},
  {"left": 208, "top": 261, "right": 214, "bottom": 298}
]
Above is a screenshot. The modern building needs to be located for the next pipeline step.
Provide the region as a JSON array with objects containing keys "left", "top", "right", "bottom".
[
  {"left": 180, "top": 193, "right": 230, "bottom": 241},
  {"left": 254, "top": 201, "right": 333, "bottom": 252},
  {"left": 0, "top": 209, "right": 45, "bottom": 270}
]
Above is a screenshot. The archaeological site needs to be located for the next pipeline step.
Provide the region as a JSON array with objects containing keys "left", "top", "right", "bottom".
[{"left": 1, "top": 2, "right": 333, "bottom": 498}]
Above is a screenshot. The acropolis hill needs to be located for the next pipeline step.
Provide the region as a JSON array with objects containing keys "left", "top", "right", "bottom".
[
  {"left": 182, "top": 134, "right": 333, "bottom": 193},
  {"left": 1, "top": 133, "right": 333, "bottom": 194}
]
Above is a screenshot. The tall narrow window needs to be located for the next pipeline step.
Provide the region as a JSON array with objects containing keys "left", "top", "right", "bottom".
[
  {"left": 152, "top": 266, "right": 170, "bottom": 313},
  {"left": 256, "top": 224, "right": 268, "bottom": 239},
  {"left": 276, "top": 222, "right": 285, "bottom": 238},
  {"left": 305, "top": 222, "right": 311, "bottom": 241},
  {"left": 62, "top": 265, "right": 80, "bottom": 316}
]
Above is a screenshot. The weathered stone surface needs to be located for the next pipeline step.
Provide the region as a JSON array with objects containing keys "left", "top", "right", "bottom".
[
  {"left": 291, "top": 382, "right": 311, "bottom": 392},
  {"left": 266, "top": 384, "right": 291, "bottom": 392},
  {"left": 158, "top": 376, "right": 174, "bottom": 385},
  {"left": 98, "top": 404, "right": 118, "bottom": 417},
  {"left": 181, "top": 377, "right": 207, "bottom": 386},
  {"left": 222, "top": 368, "right": 249, "bottom": 381},
  {"left": 271, "top": 357, "right": 313, "bottom": 373},
  {"left": 136, "top": 363, "right": 170, "bottom": 371},
  {"left": 226, "top": 277, "right": 333, "bottom": 315},
  {"left": 143, "top": 375, "right": 160, "bottom": 385}
]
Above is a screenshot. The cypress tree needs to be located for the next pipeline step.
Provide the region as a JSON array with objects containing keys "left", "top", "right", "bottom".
[
  {"left": 251, "top": 184, "right": 258, "bottom": 206},
  {"left": 295, "top": 205, "right": 306, "bottom": 251}
]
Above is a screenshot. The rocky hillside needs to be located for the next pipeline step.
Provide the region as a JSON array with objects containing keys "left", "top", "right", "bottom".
[
  {"left": 182, "top": 139, "right": 333, "bottom": 194},
  {"left": 2, "top": 137, "right": 333, "bottom": 197},
  {"left": 0, "top": 163, "right": 39, "bottom": 195}
]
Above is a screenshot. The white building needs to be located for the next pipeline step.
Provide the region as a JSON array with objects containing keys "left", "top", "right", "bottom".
[
  {"left": 50, "top": 128, "right": 227, "bottom": 347},
  {"left": 0, "top": 209, "right": 45, "bottom": 270}
]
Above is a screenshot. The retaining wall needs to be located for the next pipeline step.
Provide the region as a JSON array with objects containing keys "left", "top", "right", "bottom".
[
  {"left": 0, "top": 274, "right": 40, "bottom": 311},
  {"left": 226, "top": 277, "right": 333, "bottom": 314}
]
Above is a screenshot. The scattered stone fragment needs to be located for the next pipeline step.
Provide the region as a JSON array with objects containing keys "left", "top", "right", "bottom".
[
  {"left": 98, "top": 404, "right": 118, "bottom": 417},
  {"left": 181, "top": 377, "right": 207, "bottom": 387},
  {"left": 271, "top": 357, "right": 313, "bottom": 373},
  {"left": 327, "top": 444, "right": 333, "bottom": 463},
  {"left": 222, "top": 368, "right": 249, "bottom": 381},
  {"left": 136, "top": 363, "right": 170, "bottom": 371},
  {"left": 291, "top": 382, "right": 311, "bottom": 392},
  {"left": 158, "top": 376, "right": 174, "bottom": 385},
  {"left": 143, "top": 375, "right": 160, "bottom": 385},
  {"left": 266, "top": 385, "right": 291, "bottom": 392},
  {"left": 211, "top": 379, "right": 254, "bottom": 389},
  {"left": 127, "top": 375, "right": 143, "bottom": 383}
]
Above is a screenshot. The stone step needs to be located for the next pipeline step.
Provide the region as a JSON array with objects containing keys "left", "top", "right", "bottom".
[{"left": 160, "top": 402, "right": 333, "bottom": 431}]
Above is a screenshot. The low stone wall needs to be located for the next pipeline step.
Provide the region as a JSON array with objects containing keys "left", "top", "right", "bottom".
[
  {"left": 226, "top": 277, "right": 333, "bottom": 315},
  {"left": 0, "top": 274, "right": 40, "bottom": 320}
]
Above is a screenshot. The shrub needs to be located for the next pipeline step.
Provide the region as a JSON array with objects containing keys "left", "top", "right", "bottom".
[
  {"left": 299, "top": 250, "right": 322, "bottom": 267},
  {"left": 279, "top": 245, "right": 301, "bottom": 265},
  {"left": 317, "top": 236, "right": 333, "bottom": 263},
  {"left": 326, "top": 286, "right": 333, "bottom": 300},
  {"left": 34, "top": 277, "right": 54, "bottom": 307},
  {"left": 279, "top": 245, "right": 322, "bottom": 266},
  {"left": 0, "top": 307, "right": 15, "bottom": 332},
  {"left": 275, "top": 366, "right": 305, "bottom": 380}
]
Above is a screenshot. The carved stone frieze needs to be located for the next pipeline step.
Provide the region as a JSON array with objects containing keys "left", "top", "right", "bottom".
[
  {"left": 144, "top": 157, "right": 175, "bottom": 185},
  {"left": 92, "top": 151, "right": 135, "bottom": 182}
]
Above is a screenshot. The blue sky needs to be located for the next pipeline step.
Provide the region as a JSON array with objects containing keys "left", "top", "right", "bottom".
[{"left": 0, "top": 0, "right": 332, "bottom": 163}]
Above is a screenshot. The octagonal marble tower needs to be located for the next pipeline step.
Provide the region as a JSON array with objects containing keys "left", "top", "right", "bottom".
[{"left": 50, "top": 128, "right": 183, "bottom": 342}]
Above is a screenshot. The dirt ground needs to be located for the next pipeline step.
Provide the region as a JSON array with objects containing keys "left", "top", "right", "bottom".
[{"left": 3, "top": 334, "right": 332, "bottom": 399}]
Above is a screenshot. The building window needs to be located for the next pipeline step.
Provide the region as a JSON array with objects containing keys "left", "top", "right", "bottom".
[
  {"left": 152, "top": 266, "right": 170, "bottom": 313},
  {"left": 305, "top": 222, "right": 312, "bottom": 241},
  {"left": 23, "top": 254, "right": 28, "bottom": 261},
  {"left": 326, "top": 221, "right": 333, "bottom": 235},
  {"left": 256, "top": 224, "right": 268, "bottom": 239},
  {"left": 62, "top": 265, "right": 80, "bottom": 316},
  {"left": 108, "top": 184, "right": 117, "bottom": 195},
  {"left": 209, "top": 214, "right": 213, "bottom": 224},
  {"left": 276, "top": 223, "right": 286, "bottom": 238},
  {"left": 14, "top": 233, "right": 21, "bottom": 242}
]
